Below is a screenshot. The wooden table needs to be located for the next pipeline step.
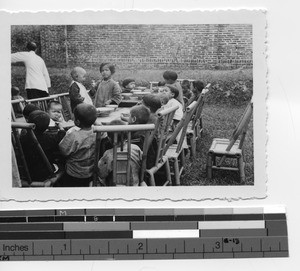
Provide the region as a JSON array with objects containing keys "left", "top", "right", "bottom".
[{"left": 95, "top": 107, "right": 130, "bottom": 125}]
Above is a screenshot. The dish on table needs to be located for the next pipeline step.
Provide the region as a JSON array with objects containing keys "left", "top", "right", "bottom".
[{"left": 96, "top": 107, "right": 114, "bottom": 117}]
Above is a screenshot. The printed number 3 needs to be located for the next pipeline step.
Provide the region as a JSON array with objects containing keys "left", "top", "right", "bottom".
[{"left": 215, "top": 242, "right": 221, "bottom": 249}]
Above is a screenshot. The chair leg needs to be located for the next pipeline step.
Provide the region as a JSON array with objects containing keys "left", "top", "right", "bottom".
[
  {"left": 164, "top": 160, "right": 172, "bottom": 186},
  {"left": 190, "top": 135, "right": 196, "bottom": 158},
  {"left": 238, "top": 156, "right": 245, "bottom": 183},
  {"left": 207, "top": 153, "right": 213, "bottom": 179},
  {"left": 172, "top": 158, "right": 180, "bottom": 186},
  {"left": 147, "top": 171, "right": 156, "bottom": 186}
]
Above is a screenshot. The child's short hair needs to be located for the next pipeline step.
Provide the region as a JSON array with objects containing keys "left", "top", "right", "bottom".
[
  {"left": 74, "top": 104, "right": 97, "bottom": 127},
  {"left": 142, "top": 94, "right": 162, "bottom": 113},
  {"left": 192, "top": 80, "right": 205, "bottom": 92},
  {"left": 47, "top": 100, "right": 62, "bottom": 110},
  {"left": 157, "top": 81, "right": 166, "bottom": 87},
  {"left": 70, "top": 67, "right": 86, "bottom": 80},
  {"left": 122, "top": 78, "right": 135, "bottom": 88},
  {"left": 167, "top": 85, "right": 179, "bottom": 99},
  {"left": 107, "top": 119, "right": 127, "bottom": 144},
  {"left": 11, "top": 86, "right": 20, "bottom": 97},
  {"left": 181, "top": 80, "right": 191, "bottom": 89},
  {"left": 26, "top": 41, "right": 37, "bottom": 52},
  {"left": 99, "top": 63, "right": 115, "bottom": 75},
  {"left": 163, "top": 71, "right": 178, "bottom": 82},
  {"left": 28, "top": 110, "right": 50, "bottom": 133},
  {"left": 158, "top": 93, "right": 169, "bottom": 105},
  {"left": 23, "top": 104, "right": 40, "bottom": 119},
  {"left": 130, "top": 105, "right": 150, "bottom": 124}
]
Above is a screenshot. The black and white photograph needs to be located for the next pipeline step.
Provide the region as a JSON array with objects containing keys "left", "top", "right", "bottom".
[{"left": 2, "top": 10, "right": 266, "bottom": 201}]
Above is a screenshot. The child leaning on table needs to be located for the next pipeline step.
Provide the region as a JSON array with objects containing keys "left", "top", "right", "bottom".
[
  {"left": 122, "top": 78, "right": 135, "bottom": 93},
  {"left": 98, "top": 119, "right": 143, "bottom": 186},
  {"left": 69, "top": 66, "right": 93, "bottom": 112},
  {"left": 59, "top": 103, "right": 97, "bottom": 187},
  {"left": 93, "top": 63, "right": 122, "bottom": 107}
]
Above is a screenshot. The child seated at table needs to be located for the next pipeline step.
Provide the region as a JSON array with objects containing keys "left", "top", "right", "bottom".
[
  {"left": 122, "top": 78, "right": 135, "bottom": 93},
  {"left": 98, "top": 119, "right": 144, "bottom": 186},
  {"left": 162, "top": 85, "right": 184, "bottom": 127},
  {"left": 93, "top": 63, "right": 122, "bottom": 107},
  {"left": 181, "top": 80, "right": 192, "bottom": 100},
  {"left": 20, "top": 110, "right": 66, "bottom": 182},
  {"left": 128, "top": 105, "right": 158, "bottom": 171},
  {"left": 23, "top": 103, "right": 40, "bottom": 122},
  {"left": 163, "top": 71, "right": 183, "bottom": 104},
  {"left": 141, "top": 94, "right": 162, "bottom": 124},
  {"left": 59, "top": 103, "right": 97, "bottom": 187},
  {"left": 11, "top": 86, "right": 25, "bottom": 118},
  {"left": 189, "top": 80, "right": 205, "bottom": 104},
  {"left": 47, "top": 100, "right": 65, "bottom": 130},
  {"left": 69, "top": 66, "right": 93, "bottom": 112}
]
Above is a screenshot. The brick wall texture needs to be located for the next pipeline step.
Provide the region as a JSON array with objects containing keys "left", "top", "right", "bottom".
[{"left": 12, "top": 24, "right": 252, "bottom": 70}]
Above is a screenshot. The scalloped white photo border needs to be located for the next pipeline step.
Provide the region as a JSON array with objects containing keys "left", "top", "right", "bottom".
[{"left": 0, "top": 10, "right": 267, "bottom": 202}]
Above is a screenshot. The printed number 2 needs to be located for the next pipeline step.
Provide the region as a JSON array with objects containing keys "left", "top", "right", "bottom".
[
  {"left": 138, "top": 243, "right": 143, "bottom": 250},
  {"left": 215, "top": 242, "right": 221, "bottom": 249}
]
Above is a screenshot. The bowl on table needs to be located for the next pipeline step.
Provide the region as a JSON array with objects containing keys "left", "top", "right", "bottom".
[
  {"left": 121, "top": 93, "right": 133, "bottom": 100},
  {"left": 129, "top": 96, "right": 139, "bottom": 101},
  {"left": 96, "top": 107, "right": 114, "bottom": 117},
  {"left": 136, "top": 86, "right": 147, "bottom": 91},
  {"left": 132, "top": 91, "right": 152, "bottom": 99}
]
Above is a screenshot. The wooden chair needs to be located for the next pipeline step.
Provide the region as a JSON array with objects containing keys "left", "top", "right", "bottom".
[
  {"left": 11, "top": 122, "right": 63, "bottom": 187},
  {"left": 93, "top": 124, "right": 155, "bottom": 186},
  {"left": 25, "top": 93, "right": 72, "bottom": 121},
  {"left": 206, "top": 102, "right": 253, "bottom": 183},
  {"left": 11, "top": 98, "right": 25, "bottom": 121},
  {"left": 186, "top": 83, "right": 211, "bottom": 158},
  {"left": 164, "top": 101, "right": 198, "bottom": 185},
  {"left": 144, "top": 105, "right": 179, "bottom": 186}
]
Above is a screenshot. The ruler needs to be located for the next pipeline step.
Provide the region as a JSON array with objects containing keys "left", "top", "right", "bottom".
[{"left": 0, "top": 207, "right": 288, "bottom": 261}]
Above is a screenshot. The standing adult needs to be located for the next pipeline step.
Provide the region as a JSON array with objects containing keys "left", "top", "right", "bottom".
[{"left": 11, "top": 42, "right": 51, "bottom": 99}]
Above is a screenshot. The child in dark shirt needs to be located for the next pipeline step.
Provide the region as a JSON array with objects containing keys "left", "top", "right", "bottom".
[{"left": 122, "top": 78, "right": 136, "bottom": 93}]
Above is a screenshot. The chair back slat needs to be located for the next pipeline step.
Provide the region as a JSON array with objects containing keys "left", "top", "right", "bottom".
[
  {"left": 94, "top": 124, "right": 155, "bottom": 186},
  {"left": 164, "top": 101, "right": 198, "bottom": 154},
  {"left": 226, "top": 102, "right": 253, "bottom": 152},
  {"left": 12, "top": 93, "right": 72, "bottom": 121},
  {"left": 191, "top": 83, "right": 211, "bottom": 131},
  {"left": 154, "top": 105, "right": 178, "bottom": 166}
]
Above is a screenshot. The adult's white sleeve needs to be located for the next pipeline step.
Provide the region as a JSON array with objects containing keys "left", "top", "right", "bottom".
[{"left": 11, "top": 52, "right": 26, "bottom": 63}]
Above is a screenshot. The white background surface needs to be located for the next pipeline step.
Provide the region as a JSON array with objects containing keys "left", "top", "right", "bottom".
[{"left": 1, "top": 0, "right": 300, "bottom": 270}]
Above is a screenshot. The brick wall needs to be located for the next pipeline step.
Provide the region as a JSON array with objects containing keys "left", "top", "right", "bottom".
[{"left": 12, "top": 24, "right": 253, "bottom": 70}]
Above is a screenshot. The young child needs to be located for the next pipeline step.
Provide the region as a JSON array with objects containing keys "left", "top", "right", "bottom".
[
  {"left": 59, "top": 103, "right": 97, "bottom": 187},
  {"left": 158, "top": 93, "right": 169, "bottom": 110},
  {"left": 47, "top": 100, "right": 65, "bottom": 130},
  {"left": 98, "top": 119, "right": 143, "bottom": 186},
  {"left": 122, "top": 78, "right": 135, "bottom": 93},
  {"left": 11, "top": 86, "right": 25, "bottom": 118},
  {"left": 141, "top": 94, "right": 162, "bottom": 124},
  {"left": 189, "top": 80, "right": 205, "bottom": 104},
  {"left": 163, "top": 85, "right": 184, "bottom": 126},
  {"left": 181, "top": 80, "right": 192, "bottom": 100},
  {"left": 69, "top": 67, "right": 93, "bottom": 112},
  {"left": 20, "top": 110, "right": 66, "bottom": 182},
  {"left": 162, "top": 71, "right": 184, "bottom": 104},
  {"left": 23, "top": 104, "right": 40, "bottom": 121},
  {"left": 94, "top": 63, "right": 122, "bottom": 107}
]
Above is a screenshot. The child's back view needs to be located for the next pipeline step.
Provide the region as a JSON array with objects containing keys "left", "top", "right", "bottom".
[
  {"left": 98, "top": 120, "right": 143, "bottom": 186},
  {"left": 59, "top": 103, "right": 97, "bottom": 187}
]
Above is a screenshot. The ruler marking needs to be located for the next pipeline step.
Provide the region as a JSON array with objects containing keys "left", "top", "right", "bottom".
[
  {"left": 165, "top": 244, "right": 167, "bottom": 253},
  {"left": 279, "top": 241, "right": 281, "bottom": 251},
  {"left": 32, "top": 241, "right": 34, "bottom": 255},
  {"left": 108, "top": 241, "right": 110, "bottom": 254},
  {"left": 127, "top": 244, "right": 129, "bottom": 254}
]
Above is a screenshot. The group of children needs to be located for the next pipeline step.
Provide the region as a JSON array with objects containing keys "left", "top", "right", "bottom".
[{"left": 14, "top": 62, "right": 205, "bottom": 187}]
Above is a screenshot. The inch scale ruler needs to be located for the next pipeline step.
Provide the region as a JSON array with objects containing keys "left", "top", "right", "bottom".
[{"left": 0, "top": 207, "right": 288, "bottom": 261}]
